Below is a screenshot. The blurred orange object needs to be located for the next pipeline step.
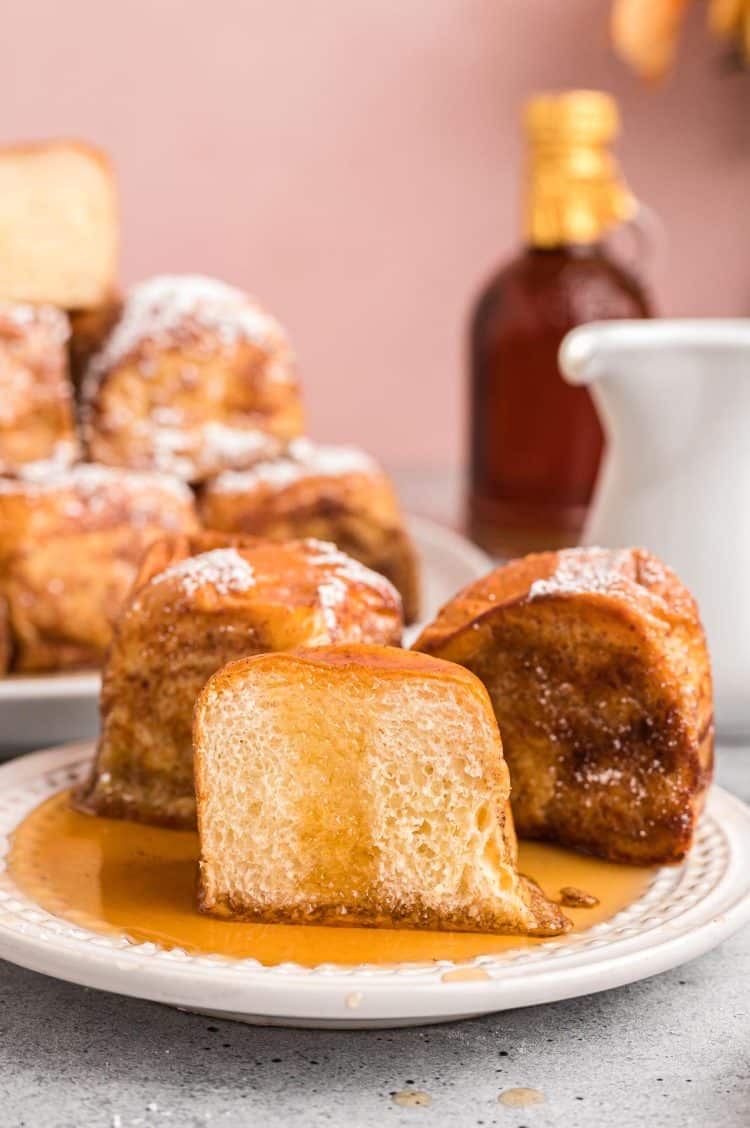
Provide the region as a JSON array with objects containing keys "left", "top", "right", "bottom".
[
  {"left": 611, "top": 0, "right": 692, "bottom": 80},
  {"left": 612, "top": 0, "right": 750, "bottom": 78},
  {"left": 709, "top": 0, "right": 750, "bottom": 62}
]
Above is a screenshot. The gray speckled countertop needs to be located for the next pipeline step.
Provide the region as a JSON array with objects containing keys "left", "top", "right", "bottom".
[{"left": 1, "top": 749, "right": 748, "bottom": 1128}]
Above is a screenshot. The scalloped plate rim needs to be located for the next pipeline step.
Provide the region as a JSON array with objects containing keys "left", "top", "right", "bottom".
[{"left": 0, "top": 743, "right": 749, "bottom": 1028}]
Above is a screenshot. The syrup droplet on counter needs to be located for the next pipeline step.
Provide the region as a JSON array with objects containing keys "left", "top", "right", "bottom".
[
  {"left": 498, "top": 1087, "right": 545, "bottom": 1107},
  {"left": 440, "top": 967, "right": 491, "bottom": 983},
  {"left": 559, "top": 886, "right": 600, "bottom": 908},
  {"left": 392, "top": 1091, "right": 431, "bottom": 1108}
]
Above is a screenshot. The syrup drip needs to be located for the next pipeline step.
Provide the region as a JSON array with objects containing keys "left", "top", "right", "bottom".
[
  {"left": 499, "top": 1088, "right": 546, "bottom": 1107},
  {"left": 8, "top": 791, "right": 657, "bottom": 968},
  {"left": 392, "top": 1091, "right": 431, "bottom": 1108}
]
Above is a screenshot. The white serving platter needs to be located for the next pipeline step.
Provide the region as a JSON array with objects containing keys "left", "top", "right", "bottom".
[
  {"left": 1, "top": 744, "right": 749, "bottom": 1029},
  {"left": 0, "top": 515, "right": 490, "bottom": 753},
  {"left": 0, "top": 671, "right": 100, "bottom": 753}
]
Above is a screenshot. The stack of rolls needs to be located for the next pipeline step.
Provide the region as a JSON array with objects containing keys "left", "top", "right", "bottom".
[
  {"left": 0, "top": 138, "right": 716, "bottom": 945},
  {"left": 0, "top": 139, "right": 419, "bottom": 673}
]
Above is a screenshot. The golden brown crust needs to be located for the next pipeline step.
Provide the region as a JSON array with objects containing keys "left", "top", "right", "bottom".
[
  {"left": 0, "top": 465, "right": 197, "bottom": 561},
  {"left": 414, "top": 548, "right": 714, "bottom": 865},
  {"left": 75, "top": 541, "right": 404, "bottom": 827},
  {"left": 0, "top": 303, "right": 79, "bottom": 474},
  {"left": 199, "top": 442, "right": 420, "bottom": 622},
  {"left": 197, "top": 878, "right": 567, "bottom": 935},
  {"left": 193, "top": 645, "right": 569, "bottom": 935},
  {"left": 82, "top": 276, "right": 304, "bottom": 482},
  {"left": 277, "top": 642, "right": 473, "bottom": 678},
  {"left": 0, "top": 466, "right": 198, "bottom": 671}
]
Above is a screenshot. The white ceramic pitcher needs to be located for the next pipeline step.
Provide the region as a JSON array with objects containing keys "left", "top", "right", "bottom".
[{"left": 559, "top": 319, "right": 750, "bottom": 738}]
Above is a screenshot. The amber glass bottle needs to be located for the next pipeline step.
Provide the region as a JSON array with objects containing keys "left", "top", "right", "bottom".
[{"left": 468, "top": 91, "right": 652, "bottom": 558}]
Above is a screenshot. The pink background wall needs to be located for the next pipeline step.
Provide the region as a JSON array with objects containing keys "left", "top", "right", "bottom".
[{"left": 2, "top": 1, "right": 748, "bottom": 468}]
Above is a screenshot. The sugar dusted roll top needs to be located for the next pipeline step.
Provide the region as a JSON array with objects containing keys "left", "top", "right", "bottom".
[
  {"left": 200, "top": 437, "right": 420, "bottom": 622},
  {"left": 82, "top": 274, "right": 304, "bottom": 482},
  {"left": 414, "top": 547, "right": 714, "bottom": 864},
  {"left": 194, "top": 644, "right": 568, "bottom": 935},
  {"left": 0, "top": 463, "right": 196, "bottom": 561},
  {"left": 76, "top": 535, "right": 403, "bottom": 828}
]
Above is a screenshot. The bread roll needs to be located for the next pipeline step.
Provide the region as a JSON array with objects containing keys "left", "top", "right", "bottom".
[
  {"left": 200, "top": 438, "right": 420, "bottom": 622},
  {"left": 414, "top": 547, "right": 713, "bottom": 864},
  {"left": 0, "top": 302, "right": 79, "bottom": 474},
  {"left": 82, "top": 275, "right": 304, "bottom": 481},
  {"left": 0, "top": 141, "right": 118, "bottom": 309},
  {"left": 194, "top": 644, "right": 569, "bottom": 935},
  {"left": 0, "top": 465, "right": 198, "bottom": 671},
  {"left": 76, "top": 535, "right": 403, "bottom": 827}
]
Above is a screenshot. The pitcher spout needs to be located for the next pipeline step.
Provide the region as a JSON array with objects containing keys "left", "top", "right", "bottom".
[
  {"left": 561, "top": 319, "right": 750, "bottom": 389},
  {"left": 559, "top": 319, "right": 750, "bottom": 463},
  {"left": 559, "top": 320, "right": 653, "bottom": 388}
]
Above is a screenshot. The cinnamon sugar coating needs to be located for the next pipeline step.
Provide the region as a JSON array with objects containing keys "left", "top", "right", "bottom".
[
  {"left": 0, "top": 465, "right": 197, "bottom": 671},
  {"left": 414, "top": 547, "right": 714, "bottom": 864},
  {"left": 0, "top": 302, "right": 79, "bottom": 475},
  {"left": 76, "top": 534, "right": 403, "bottom": 827},
  {"left": 199, "top": 439, "right": 420, "bottom": 623},
  {"left": 82, "top": 275, "right": 304, "bottom": 482}
]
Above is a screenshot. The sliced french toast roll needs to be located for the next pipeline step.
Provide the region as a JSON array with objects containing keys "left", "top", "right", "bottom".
[
  {"left": 75, "top": 535, "right": 402, "bottom": 828},
  {"left": 194, "top": 644, "right": 569, "bottom": 936},
  {"left": 414, "top": 547, "right": 714, "bottom": 865}
]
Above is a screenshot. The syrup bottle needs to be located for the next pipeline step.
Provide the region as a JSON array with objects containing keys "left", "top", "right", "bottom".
[{"left": 468, "top": 90, "right": 653, "bottom": 558}]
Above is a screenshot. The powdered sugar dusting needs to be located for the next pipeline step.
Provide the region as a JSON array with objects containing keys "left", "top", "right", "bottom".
[
  {"left": 306, "top": 538, "right": 401, "bottom": 610},
  {"left": 0, "top": 301, "right": 70, "bottom": 343},
  {"left": 146, "top": 420, "right": 282, "bottom": 480},
  {"left": 83, "top": 274, "right": 293, "bottom": 393},
  {"left": 202, "top": 423, "right": 281, "bottom": 462},
  {"left": 528, "top": 547, "right": 633, "bottom": 601},
  {"left": 209, "top": 438, "right": 379, "bottom": 493},
  {"left": 154, "top": 548, "right": 256, "bottom": 598},
  {"left": 0, "top": 462, "right": 192, "bottom": 502},
  {"left": 317, "top": 575, "right": 351, "bottom": 633}
]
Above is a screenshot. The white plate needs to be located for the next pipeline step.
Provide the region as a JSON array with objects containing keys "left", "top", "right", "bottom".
[
  {"left": 1, "top": 744, "right": 749, "bottom": 1029},
  {"left": 0, "top": 515, "right": 491, "bottom": 753},
  {"left": 0, "top": 672, "right": 100, "bottom": 754},
  {"left": 403, "top": 514, "right": 492, "bottom": 645}
]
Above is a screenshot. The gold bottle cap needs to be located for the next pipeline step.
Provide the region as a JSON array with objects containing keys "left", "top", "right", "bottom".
[
  {"left": 525, "top": 90, "right": 621, "bottom": 144},
  {"left": 523, "top": 90, "right": 635, "bottom": 247}
]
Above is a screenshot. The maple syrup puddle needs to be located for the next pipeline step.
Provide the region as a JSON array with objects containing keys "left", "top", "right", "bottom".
[{"left": 9, "top": 790, "right": 657, "bottom": 968}]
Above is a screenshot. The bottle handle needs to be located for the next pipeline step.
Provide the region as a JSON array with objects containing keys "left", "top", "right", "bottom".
[{"left": 605, "top": 200, "right": 665, "bottom": 291}]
